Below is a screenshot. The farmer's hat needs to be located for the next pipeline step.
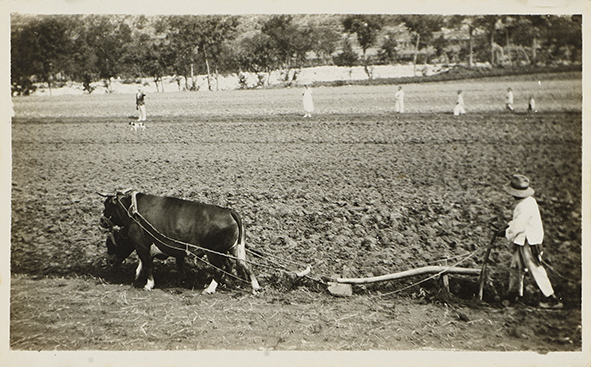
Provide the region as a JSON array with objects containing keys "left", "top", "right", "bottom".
[{"left": 504, "top": 174, "right": 535, "bottom": 198}]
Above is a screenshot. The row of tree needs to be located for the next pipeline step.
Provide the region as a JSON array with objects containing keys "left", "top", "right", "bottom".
[{"left": 11, "top": 14, "right": 582, "bottom": 95}]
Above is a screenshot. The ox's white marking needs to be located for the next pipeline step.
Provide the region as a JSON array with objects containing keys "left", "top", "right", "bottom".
[
  {"left": 135, "top": 261, "right": 143, "bottom": 280},
  {"left": 144, "top": 276, "right": 155, "bottom": 291},
  {"left": 150, "top": 244, "right": 167, "bottom": 260},
  {"left": 203, "top": 279, "right": 218, "bottom": 294}
]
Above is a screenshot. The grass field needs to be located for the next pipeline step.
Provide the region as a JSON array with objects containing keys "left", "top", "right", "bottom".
[
  {"left": 7, "top": 71, "right": 583, "bottom": 357},
  {"left": 13, "top": 71, "right": 581, "bottom": 119}
]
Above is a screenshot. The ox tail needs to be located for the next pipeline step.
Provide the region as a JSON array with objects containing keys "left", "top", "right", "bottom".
[
  {"left": 230, "top": 209, "right": 260, "bottom": 293},
  {"left": 230, "top": 209, "right": 246, "bottom": 252}
]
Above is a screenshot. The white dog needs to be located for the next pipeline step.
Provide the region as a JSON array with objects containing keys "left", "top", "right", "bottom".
[{"left": 130, "top": 121, "right": 146, "bottom": 132}]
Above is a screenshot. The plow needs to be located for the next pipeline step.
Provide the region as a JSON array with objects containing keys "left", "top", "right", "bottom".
[{"left": 100, "top": 189, "right": 502, "bottom": 300}]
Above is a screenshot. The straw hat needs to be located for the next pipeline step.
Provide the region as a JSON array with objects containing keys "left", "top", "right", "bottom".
[{"left": 504, "top": 174, "right": 535, "bottom": 198}]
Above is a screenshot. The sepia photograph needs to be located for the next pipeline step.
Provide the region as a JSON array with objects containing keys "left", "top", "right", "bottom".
[{"left": 1, "top": 1, "right": 588, "bottom": 366}]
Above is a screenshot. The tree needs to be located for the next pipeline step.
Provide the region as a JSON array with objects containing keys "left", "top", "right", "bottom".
[
  {"left": 195, "top": 15, "right": 239, "bottom": 91},
  {"left": 377, "top": 31, "right": 399, "bottom": 65},
  {"left": 260, "top": 15, "right": 314, "bottom": 74},
  {"left": 544, "top": 15, "right": 582, "bottom": 63},
  {"left": 236, "top": 32, "right": 276, "bottom": 83},
  {"left": 446, "top": 15, "right": 477, "bottom": 67},
  {"left": 310, "top": 26, "right": 341, "bottom": 64},
  {"left": 11, "top": 17, "right": 42, "bottom": 95},
  {"left": 333, "top": 38, "right": 358, "bottom": 79},
  {"left": 401, "top": 15, "right": 444, "bottom": 73},
  {"left": 160, "top": 15, "right": 202, "bottom": 90},
  {"left": 76, "top": 15, "right": 132, "bottom": 92},
  {"left": 342, "top": 15, "right": 382, "bottom": 78},
  {"left": 472, "top": 15, "right": 500, "bottom": 65},
  {"left": 11, "top": 15, "right": 73, "bottom": 95}
]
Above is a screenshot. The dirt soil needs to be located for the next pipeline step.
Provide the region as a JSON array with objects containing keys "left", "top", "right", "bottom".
[{"left": 9, "top": 78, "right": 583, "bottom": 354}]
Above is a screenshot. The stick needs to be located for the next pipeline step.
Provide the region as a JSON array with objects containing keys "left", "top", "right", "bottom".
[
  {"left": 478, "top": 232, "right": 497, "bottom": 301},
  {"left": 334, "top": 266, "right": 480, "bottom": 284}
]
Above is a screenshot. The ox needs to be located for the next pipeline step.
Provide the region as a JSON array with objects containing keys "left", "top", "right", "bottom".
[{"left": 99, "top": 190, "right": 260, "bottom": 294}]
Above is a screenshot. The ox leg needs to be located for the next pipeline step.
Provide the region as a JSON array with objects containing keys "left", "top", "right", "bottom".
[
  {"left": 135, "top": 261, "right": 143, "bottom": 281},
  {"left": 135, "top": 245, "right": 156, "bottom": 291},
  {"left": 232, "top": 244, "right": 261, "bottom": 294},
  {"left": 133, "top": 259, "right": 154, "bottom": 290},
  {"left": 203, "top": 254, "right": 225, "bottom": 295},
  {"left": 175, "top": 256, "right": 186, "bottom": 286}
]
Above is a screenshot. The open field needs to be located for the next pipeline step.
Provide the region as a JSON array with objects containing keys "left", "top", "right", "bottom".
[{"left": 8, "top": 72, "right": 583, "bottom": 356}]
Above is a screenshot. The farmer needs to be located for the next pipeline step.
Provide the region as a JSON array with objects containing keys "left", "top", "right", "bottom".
[
  {"left": 528, "top": 95, "right": 537, "bottom": 113},
  {"left": 302, "top": 84, "right": 314, "bottom": 118},
  {"left": 136, "top": 87, "right": 147, "bottom": 122},
  {"left": 495, "top": 174, "right": 562, "bottom": 309},
  {"left": 453, "top": 90, "right": 465, "bottom": 116},
  {"left": 394, "top": 86, "right": 404, "bottom": 113},
  {"left": 505, "top": 87, "right": 514, "bottom": 112}
]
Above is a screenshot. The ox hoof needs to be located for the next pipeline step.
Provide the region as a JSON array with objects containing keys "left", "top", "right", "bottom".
[{"left": 143, "top": 278, "right": 155, "bottom": 291}]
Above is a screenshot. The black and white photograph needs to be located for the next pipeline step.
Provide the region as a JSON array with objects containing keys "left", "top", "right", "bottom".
[{"left": 1, "top": 1, "right": 588, "bottom": 366}]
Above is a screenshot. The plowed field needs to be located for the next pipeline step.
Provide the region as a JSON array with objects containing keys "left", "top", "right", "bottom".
[{"left": 7, "top": 73, "right": 583, "bottom": 364}]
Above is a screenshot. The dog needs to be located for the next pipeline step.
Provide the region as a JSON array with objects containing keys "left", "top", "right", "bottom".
[{"left": 130, "top": 121, "right": 146, "bottom": 132}]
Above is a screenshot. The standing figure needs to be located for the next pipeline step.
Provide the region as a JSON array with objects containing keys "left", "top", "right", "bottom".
[
  {"left": 136, "top": 87, "right": 147, "bottom": 122},
  {"left": 302, "top": 84, "right": 314, "bottom": 118},
  {"left": 453, "top": 90, "right": 466, "bottom": 116},
  {"left": 528, "top": 95, "right": 537, "bottom": 113},
  {"left": 506, "top": 87, "right": 514, "bottom": 112},
  {"left": 495, "top": 174, "right": 562, "bottom": 309},
  {"left": 394, "top": 86, "right": 404, "bottom": 113}
]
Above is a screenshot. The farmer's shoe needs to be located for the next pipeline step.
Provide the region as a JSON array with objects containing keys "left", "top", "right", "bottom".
[{"left": 539, "top": 295, "right": 563, "bottom": 309}]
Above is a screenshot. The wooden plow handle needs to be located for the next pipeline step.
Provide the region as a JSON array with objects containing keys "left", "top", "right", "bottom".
[{"left": 478, "top": 232, "right": 498, "bottom": 301}]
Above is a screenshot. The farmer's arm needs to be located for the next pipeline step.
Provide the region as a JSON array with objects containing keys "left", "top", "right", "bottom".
[{"left": 505, "top": 201, "right": 528, "bottom": 245}]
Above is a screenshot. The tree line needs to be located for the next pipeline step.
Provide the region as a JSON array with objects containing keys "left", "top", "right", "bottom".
[{"left": 11, "top": 14, "right": 582, "bottom": 95}]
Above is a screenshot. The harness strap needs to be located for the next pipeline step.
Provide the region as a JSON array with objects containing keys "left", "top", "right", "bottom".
[
  {"left": 130, "top": 191, "right": 139, "bottom": 216},
  {"left": 117, "top": 192, "right": 248, "bottom": 264},
  {"left": 116, "top": 191, "right": 312, "bottom": 284}
]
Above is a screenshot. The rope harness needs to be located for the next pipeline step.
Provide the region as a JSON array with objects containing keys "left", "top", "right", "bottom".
[
  {"left": 110, "top": 191, "right": 565, "bottom": 297},
  {"left": 115, "top": 191, "right": 315, "bottom": 286}
]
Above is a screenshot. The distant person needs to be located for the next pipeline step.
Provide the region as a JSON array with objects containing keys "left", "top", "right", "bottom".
[
  {"left": 528, "top": 95, "right": 537, "bottom": 113},
  {"left": 302, "top": 84, "right": 314, "bottom": 118},
  {"left": 506, "top": 87, "right": 514, "bottom": 112},
  {"left": 136, "top": 87, "right": 147, "bottom": 122},
  {"left": 495, "top": 174, "right": 562, "bottom": 309},
  {"left": 453, "top": 90, "right": 466, "bottom": 116},
  {"left": 394, "top": 86, "right": 404, "bottom": 113}
]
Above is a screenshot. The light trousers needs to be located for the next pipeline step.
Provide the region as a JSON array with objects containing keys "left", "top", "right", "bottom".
[
  {"left": 138, "top": 105, "right": 146, "bottom": 121},
  {"left": 509, "top": 243, "right": 554, "bottom": 297}
]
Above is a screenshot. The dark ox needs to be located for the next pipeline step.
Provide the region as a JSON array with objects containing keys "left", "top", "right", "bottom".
[{"left": 99, "top": 191, "right": 260, "bottom": 294}]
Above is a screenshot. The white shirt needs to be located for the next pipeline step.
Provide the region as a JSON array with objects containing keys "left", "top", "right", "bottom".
[
  {"left": 395, "top": 90, "right": 404, "bottom": 101},
  {"left": 506, "top": 91, "right": 514, "bottom": 104},
  {"left": 505, "top": 196, "right": 544, "bottom": 245}
]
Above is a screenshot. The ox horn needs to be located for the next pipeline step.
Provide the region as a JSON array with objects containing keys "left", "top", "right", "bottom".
[
  {"left": 116, "top": 188, "right": 134, "bottom": 195},
  {"left": 96, "top": 192, "right": 110, "bottom": 197}
]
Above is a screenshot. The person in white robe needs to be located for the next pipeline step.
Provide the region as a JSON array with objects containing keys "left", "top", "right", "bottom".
[{"left": 302, "top": 84, "right": 314, "bottom": 118}]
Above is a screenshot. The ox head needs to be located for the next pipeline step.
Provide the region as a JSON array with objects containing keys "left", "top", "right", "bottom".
[
  {"left": 105, "top": 227, "right": 136, "bottom": 266},
  {"left": 98, "top": 190, "right": 133, "bottom": 230}
]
